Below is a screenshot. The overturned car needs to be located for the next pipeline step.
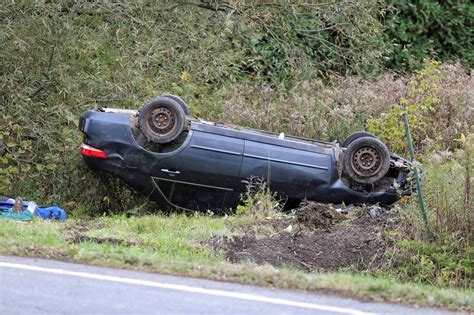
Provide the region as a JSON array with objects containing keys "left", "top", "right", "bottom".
[{"left": 79, "top": 95, "right": 411, "bottom": 212}]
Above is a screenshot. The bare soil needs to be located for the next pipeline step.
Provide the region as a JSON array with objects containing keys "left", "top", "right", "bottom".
[
  {"left": 214, "top": 202, "right": 399, "bottom": 271},
  {"left": 63, "top": 220, "right": 141, "bottom": 247}
]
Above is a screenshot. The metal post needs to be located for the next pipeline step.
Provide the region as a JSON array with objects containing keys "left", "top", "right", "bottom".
[{"left": 402, "top": 113, "right": 433, "bottom": 241}]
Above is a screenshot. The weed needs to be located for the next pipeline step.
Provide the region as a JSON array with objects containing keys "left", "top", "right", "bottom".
[
  {"left": 386, "top": 237, "right": 473, "bottom": 289},
  {"left": 380, "top": 134, "right": 473, "bottom": 288},
  {"left": 236, "top": 177, "right": 282, "bottom": 218},
  {"left": 367, "top": 60, "right": 472, "bottom": 154}
]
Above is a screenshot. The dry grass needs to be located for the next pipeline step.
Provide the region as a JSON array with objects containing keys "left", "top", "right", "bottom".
[{"left": 211, "top": 63, "right": 472, "bottom": 147}]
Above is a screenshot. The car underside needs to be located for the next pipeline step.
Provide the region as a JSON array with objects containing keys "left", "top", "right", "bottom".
[{"left": 79, "top": 95, "right": 412, "bottom": 213}]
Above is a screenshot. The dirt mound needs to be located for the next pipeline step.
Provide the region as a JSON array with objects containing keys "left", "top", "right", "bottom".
[
  {"left": 215, "top": 202, "right": 392, "bottom": 271},
  {"left": 295, "top": 201, "right": 345, "bottom": 230}
]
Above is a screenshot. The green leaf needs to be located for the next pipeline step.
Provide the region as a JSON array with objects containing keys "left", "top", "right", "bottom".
[
  {"left": 46, "top": 163, "right": 57, "bottom": 170},
  {"left": 6, "top": 138, "right": 17, "bottom": 147}
]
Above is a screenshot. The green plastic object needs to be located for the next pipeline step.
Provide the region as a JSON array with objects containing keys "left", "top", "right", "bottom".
[
  {"left": 0, "top": 209, "right": 33, "bottom": 221},
  {"left": 402, "top": 113, "right": 433, "bottom": 241}
]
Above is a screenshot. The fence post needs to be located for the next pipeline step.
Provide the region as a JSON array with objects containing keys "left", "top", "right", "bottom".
[{"left": 402, "top": 113, "right": 433, "bottom": 241}]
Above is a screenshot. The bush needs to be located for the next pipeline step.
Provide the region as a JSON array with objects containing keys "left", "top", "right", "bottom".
[
  {"left": 366, "top": 60, "right": 473, "bottom": 154},
  {"left": 233, "top": 1, "right": 388, "bottom": 83},
  {"left": 384, "top": 0, "right": 474, "bottom": 71}
]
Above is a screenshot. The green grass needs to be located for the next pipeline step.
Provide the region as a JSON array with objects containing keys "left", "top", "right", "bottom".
[{"left": 0, "top": 215, "right": 472, "bottom": 312}]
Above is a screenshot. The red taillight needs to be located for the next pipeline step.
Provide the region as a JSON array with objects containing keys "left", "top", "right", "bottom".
[{"left": 80, "top": 143, "right": 108, "bottom": 159}]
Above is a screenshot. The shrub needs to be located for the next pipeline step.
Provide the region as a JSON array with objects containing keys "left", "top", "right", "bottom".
[
  {"left": 232, "top": 0, "right": 388, "bottom": 83},
  {"left": 366, "top": 60, "right": 473, "bottom": 154},
  {"left": 384, "top": 0, "right": 474, "bottom": 71}
]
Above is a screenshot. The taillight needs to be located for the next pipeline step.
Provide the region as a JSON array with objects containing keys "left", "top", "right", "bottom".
[{"left": 80, "top": 143, "right": 108, "bottom": 159}]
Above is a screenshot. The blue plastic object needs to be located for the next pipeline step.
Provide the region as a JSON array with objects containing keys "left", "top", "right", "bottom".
[{"left": 34, "top": 206, "right": 67, "bottom": 221}]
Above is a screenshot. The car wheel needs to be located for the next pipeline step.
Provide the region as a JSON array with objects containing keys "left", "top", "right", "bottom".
[
  {"left": 344, "top": 136, "right": 390, "bottom": 184},
  {"left": 160, "top": 94, "right": 190, "bottom": 116},
  {"left": 138, "top": 97, "right": 186, "bottom": 144},
  {"left": 341, "top": 131, "right": 376, "bottom": 148}
]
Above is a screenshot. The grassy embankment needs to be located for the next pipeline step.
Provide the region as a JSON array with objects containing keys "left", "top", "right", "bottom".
[{"left": 1, "top": 215, "right": 473, "bottom": 312}]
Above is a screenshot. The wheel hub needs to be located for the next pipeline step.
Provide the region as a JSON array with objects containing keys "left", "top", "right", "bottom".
[
  {"left": 351, "top": 146, "right": 382, "bottom": 177},
  {"left": 147, "top": 107, "right": 176, "bottom": 136}
]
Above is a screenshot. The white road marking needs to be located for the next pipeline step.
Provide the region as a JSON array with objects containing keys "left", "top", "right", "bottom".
[{"left": 0, "top": 261, "right": 374, "bottom": 315}]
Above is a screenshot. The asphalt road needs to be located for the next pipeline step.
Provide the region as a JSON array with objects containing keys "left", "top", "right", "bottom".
[{"left": 0, "top": 256, "right": 466, "bottom": 315}]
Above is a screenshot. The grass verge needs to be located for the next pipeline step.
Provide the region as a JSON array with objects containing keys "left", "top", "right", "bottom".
[{"left": 0, "top": 215, "right": 472, "bottom": 312}]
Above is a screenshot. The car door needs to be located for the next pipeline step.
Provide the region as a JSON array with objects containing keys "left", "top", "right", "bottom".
[
  {"left": 240, "top": 140, "right": 332, "bottom": 202},
  {"left": 151, "top": 130, "right": 244, "bottom": 212}
]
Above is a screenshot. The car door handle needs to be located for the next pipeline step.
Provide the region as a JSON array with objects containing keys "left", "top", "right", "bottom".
[{"left": 161, "top": 169, "right": 180, "bottom": 175}]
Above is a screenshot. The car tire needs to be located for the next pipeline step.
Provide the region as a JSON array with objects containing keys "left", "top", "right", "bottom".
[
  {"left": 138, "top": 97, "right": 186, "bottom": 144},
  {"left": 344, "top": 136, "right": 390, "bottom": 184},
  {"left": 160, "top": 94, "right": 190, "bottom": 116},
  {"left": 341, "top": 131, "right": 376, "bottom": 148}
]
